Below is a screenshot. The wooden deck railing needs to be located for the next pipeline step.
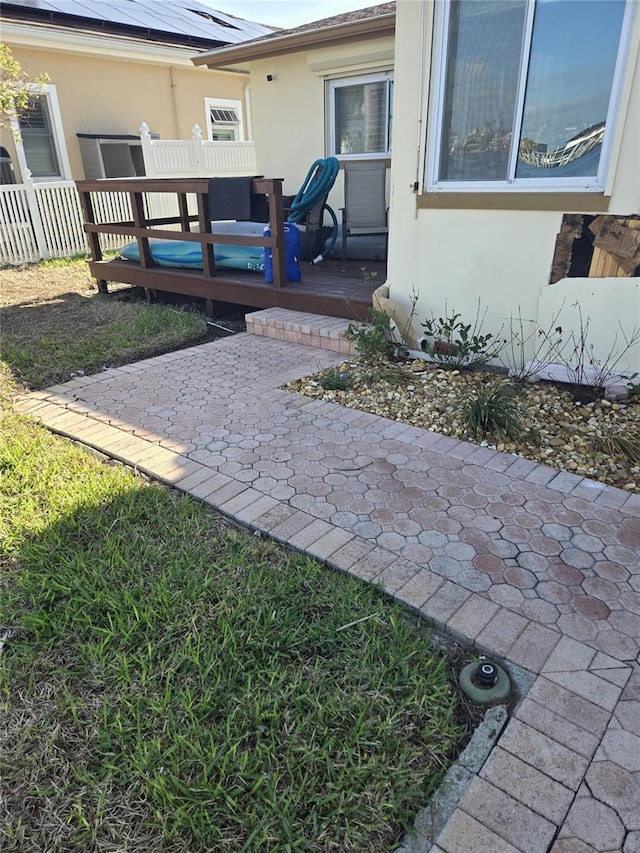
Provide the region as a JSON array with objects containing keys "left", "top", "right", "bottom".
[{"left": 75, "top": 176, "right": 287, "bottom": 292}]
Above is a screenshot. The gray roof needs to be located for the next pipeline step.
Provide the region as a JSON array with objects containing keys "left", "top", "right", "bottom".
[
  {"left": 224, "top": 1, "right": 395, "bottom": 48},
  {"left": 266, "top": 1, "right": 394, "bottom": 37},
  {"left": 192, "top": 1, "right": 395, "bottom": 67},
  {"left": 0, "top": 0, "right": 273, "bottom": 48}
]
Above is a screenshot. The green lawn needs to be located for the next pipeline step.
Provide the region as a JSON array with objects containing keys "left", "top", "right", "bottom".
[{"left": 0, "top": 404, "right": 467, "bottom": 852}]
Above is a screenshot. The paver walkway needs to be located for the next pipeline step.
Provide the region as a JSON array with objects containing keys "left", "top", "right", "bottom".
[{"left": 16, "top": 332, "right": 640, "bottom": 853}]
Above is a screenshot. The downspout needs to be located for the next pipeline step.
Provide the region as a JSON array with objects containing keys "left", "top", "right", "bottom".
[
  {"left": 243, "top": 83, "right": 253, "bottom": 141},
  {"left": 414, "top": 0, "right": 427, "bottom": 215},
  {"left": 169, "top": 67, "right": 180, "bottom": 136}
]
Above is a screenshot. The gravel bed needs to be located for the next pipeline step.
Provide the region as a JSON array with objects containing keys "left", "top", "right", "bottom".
[{"left": 285, "top": 358, "right": 640, "bottom": 494}]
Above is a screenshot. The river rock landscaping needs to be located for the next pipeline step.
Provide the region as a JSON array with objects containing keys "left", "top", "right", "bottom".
[{"left": 285, "top": 358, "right": 640, "bottom": 495}]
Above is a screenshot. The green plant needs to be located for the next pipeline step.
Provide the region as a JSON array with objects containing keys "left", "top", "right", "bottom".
[
  {"left": 360, "top": 363, "right": 416, "bottom": 388},
  {"left": 622, "top": 372, "right": 640, "bottom": 397},
  {"left": 592, "top": 427, "right": 640, "bottom": 464},
  {"left": 0, "top": 44, "right": 49, "bottom": 136},
  {"left": 360, "top": 265, "right": 378, "bottom": 286},
  {"left": 461, "top": 381, "right": 524, "bottom": 441},
  {"left": 319, "top": 366, "right": 350, "bottom": 391},
  {"left": 420, "top": 301, "right": 504, "bottom": 368},
  {"left": 346, "top": 307, "right": 395, "bottom": 361}
]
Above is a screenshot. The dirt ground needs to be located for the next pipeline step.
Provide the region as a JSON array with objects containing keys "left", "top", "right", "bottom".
[
  {"left": 0, "top": 259, "right": 246, "bottom": 345},
  {"left": 0, "top": 259, "right": 139, "bottom": 339},
  {"left": 2, "top": 258, "right": 97, "bottom": 304}
]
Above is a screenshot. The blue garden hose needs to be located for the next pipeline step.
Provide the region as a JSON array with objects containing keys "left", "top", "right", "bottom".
[{"left": 287, "top": 157, "right": 339, "bottom": 264}]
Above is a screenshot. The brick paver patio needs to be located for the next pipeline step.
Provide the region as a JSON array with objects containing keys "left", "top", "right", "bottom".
[{"left": 16, "top": 330, "right": 640, "bottom": 853}]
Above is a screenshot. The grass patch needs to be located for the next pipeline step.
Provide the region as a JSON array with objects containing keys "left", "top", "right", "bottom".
[
  {"left": 1, "top": 412, "right": 467, "bottom": 852},
  {"left": 2, "top": 302, "right": 207, "bottom": 388},
  {"left": 0, "top": 257, "right": 209, "bottom": 389}
]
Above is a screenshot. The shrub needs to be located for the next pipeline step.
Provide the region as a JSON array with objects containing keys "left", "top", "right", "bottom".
[
  {"left": 461, "top": 381, "right": 524, "bottom": 441},
  {"left": 538, "top": 302, "right": 640, "bottom": 390},
  {"left": 420, "top": 302, "right": 504, "bottom": 368},
  {"left": 592, "top": 428, "right": 640, "bottom": 464},
  {"left": 346, "top": 308, "right": 395, "bottom": 361},
  {"left": 623, "top": 372, "right": 640, "bottom": 397},
  {"left": 499, "top": 306, "right": 563, "bottom": 383},
  {"left": 320, "top": 367, "right": 350, "bottom": 391}
]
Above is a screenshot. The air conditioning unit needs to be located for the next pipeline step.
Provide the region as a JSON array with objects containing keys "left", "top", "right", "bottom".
[{"left": 77, "top": 133, "right": 159, "bottom": 179}]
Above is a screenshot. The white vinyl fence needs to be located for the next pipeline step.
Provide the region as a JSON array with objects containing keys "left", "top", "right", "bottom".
[
  {"left": 1, "top": 125, "right": 257, "bottom": 266},
  {"left": 140, "top": 122, "right": 256, "bottom": 178},
  {"left": 0, "top": 172, "right": 137, "bottom": 266}
]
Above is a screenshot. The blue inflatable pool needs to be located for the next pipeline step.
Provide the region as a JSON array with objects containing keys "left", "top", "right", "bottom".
[
  {"left": 118, "top": 220, "right": 303, "bottom": 281},
  {"left": 119, "top": 238, "right": 266, "bottom": 272}
]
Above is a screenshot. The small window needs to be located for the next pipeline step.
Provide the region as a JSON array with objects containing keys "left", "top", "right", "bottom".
[
  {"left": 427, "top": 0, "right": 631, "bottom": 192},
  {"left": 205, "top": 98, "right": 244, "bottom": 141},
  {"left": 328, "top": 72, "right": 393, "bottom": 159},
  {"left": 19, "top": 95, "right": 61, "bottom": 178},
  {"left": 14, "top": 84, "right": 71, "bottom": 181}
]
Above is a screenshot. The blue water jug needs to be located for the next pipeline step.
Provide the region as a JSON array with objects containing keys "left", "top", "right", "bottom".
[{"left": 264, "top": 223, "right": 301, "bottom": 282}]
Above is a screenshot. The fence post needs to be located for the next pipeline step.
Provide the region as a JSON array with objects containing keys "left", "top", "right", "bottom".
[
  {"left": 23, "top": 169, "right": 50, "bottom": 261},
  {"left": 139, "top": 122, "right": 156, "bottom": 177},
  {"left": 192, "top": 124, "right": 204, "bottom": 177}
]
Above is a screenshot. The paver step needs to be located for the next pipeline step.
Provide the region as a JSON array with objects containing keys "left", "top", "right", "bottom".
[{"left": 245, "top": 308, "right": 357, "bottom": 355}]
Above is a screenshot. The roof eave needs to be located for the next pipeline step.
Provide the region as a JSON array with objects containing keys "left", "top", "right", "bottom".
[
  {"left": 0, "top": 20, "right": 240, "bottom": 68},
  {"left": 192, "top": 14, "right": 395, "bottom": 69}
]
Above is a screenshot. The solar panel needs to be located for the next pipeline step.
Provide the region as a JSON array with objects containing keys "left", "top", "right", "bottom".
[{"left": 1, "top": 0, "right": 273, "bottom": 45}]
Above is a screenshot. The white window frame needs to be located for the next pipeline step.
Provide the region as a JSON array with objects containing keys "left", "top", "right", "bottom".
[
  {"left": 204, "top": 97, "right": 244, "bottom": 142},
  {"left": 12, "top": 83, "right": 72, "bottom": 182},
  {"left": 425, "top": 0, "right": 635, "bottom": 194},
  {"left": 327, "top": 71, "right": 393, "bottom": 161}
]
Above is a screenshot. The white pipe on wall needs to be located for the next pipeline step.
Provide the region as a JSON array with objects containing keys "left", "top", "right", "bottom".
[{"left": 244, "top": 84, "right": 253, "bottom": 141}]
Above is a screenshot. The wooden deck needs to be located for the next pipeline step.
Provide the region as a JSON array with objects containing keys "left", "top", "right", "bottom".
[
  {"left": 87, "top": 256, "right": 383, "bottom": 322},
  {"left": 77, "top": 176, "right": 382, "bottom": 322}
]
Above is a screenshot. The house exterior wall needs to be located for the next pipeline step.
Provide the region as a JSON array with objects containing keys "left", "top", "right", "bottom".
[
  {"left": 388, "top": 0, "right": 640, "bottom": 372},
  {"left": 247, "top": 36, "right": 395, "bottom": 206},
  {"left": 0, "top": 41, "right": 248, "bottom": 182}
]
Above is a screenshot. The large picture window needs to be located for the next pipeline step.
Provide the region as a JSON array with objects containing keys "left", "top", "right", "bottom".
[
  {"left": 328, "top": 72, "right": 393, "bottom": 159},
  {"left": 428, "top": 0, "right": 631, "bottom": 192}
]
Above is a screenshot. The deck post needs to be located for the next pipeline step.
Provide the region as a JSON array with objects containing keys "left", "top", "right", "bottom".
[
  {"left": 130, "top": 191, "right": 153, "bottom": 268},
  {"left": 196, "top": 188, "right": 215, "bottom": 278},
  {"left": 178, "top": 193, "right": 190, "bottom": 232},
  {"left": 267, "top": 180, "right": 286, "bottom": 287},
  {"left": 78, "top": 187, "right": 108, "bottom": 293}
]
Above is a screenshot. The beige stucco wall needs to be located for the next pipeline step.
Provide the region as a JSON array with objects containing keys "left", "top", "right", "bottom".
[
  {"left": 247, "top": 36, "right": 395, "bottom": 206},
  {"left": 388, "top": 0, "right": 640, "bottom": 372},
  {"left": 0, "top": 42, "right": 248, "bottom": 181}
]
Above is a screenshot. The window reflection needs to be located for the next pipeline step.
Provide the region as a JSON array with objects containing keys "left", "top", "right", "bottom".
[
  {"left": 335, "top": 81, "right": 388, "bottom": 155},
  {"left": 437, "top": 0, "right": 627, "bottom": 185},
  {"left": 516, "top": 0, "right": 625, "bottom": 179}
]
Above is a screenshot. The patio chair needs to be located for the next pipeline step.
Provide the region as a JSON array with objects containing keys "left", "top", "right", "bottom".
[{"left": 341, "top": 160, "right": 389, "bottom": 270}]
